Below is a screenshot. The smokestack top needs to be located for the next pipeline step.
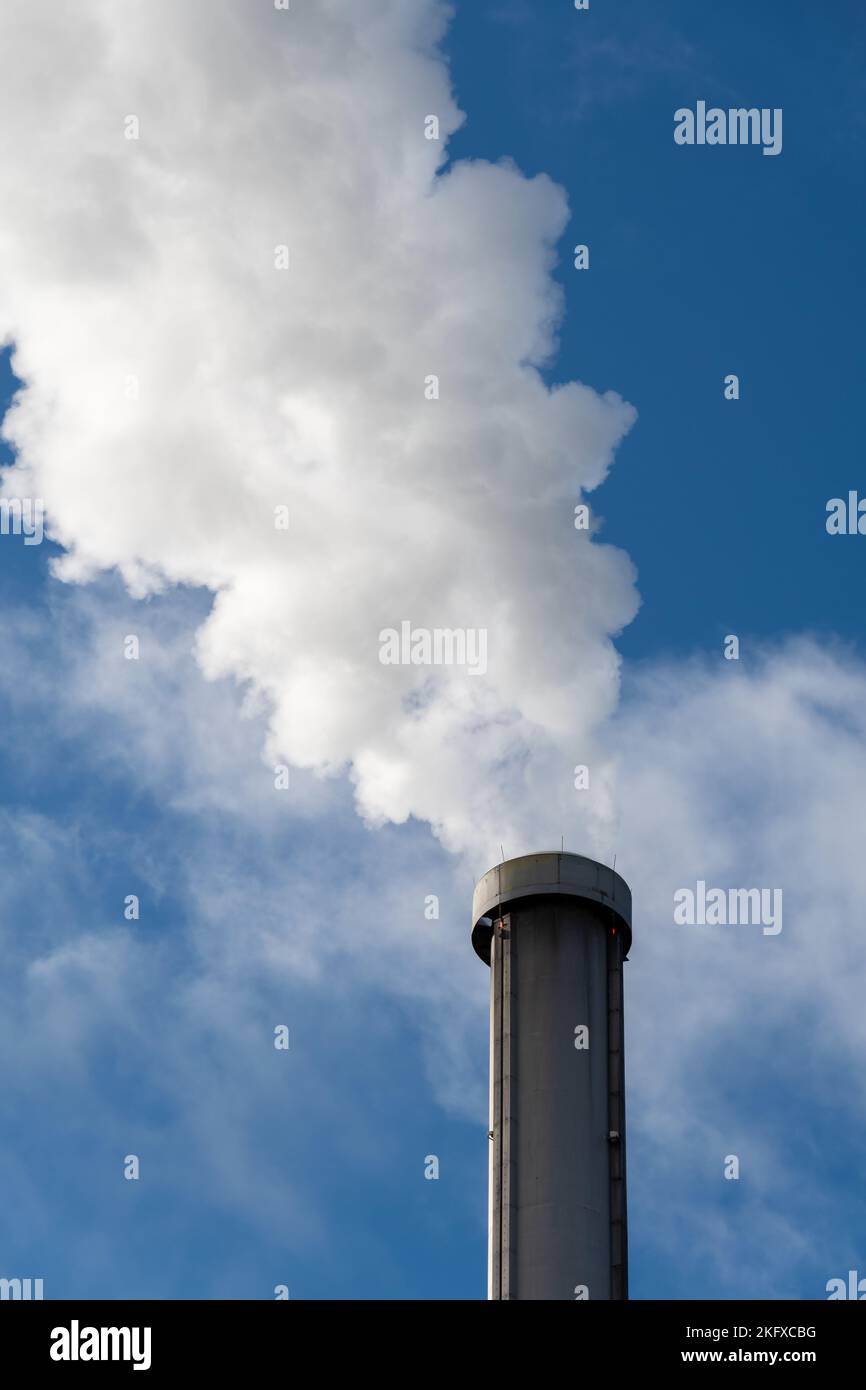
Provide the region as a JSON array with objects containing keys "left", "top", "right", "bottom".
[{"left": 471, "top": 851, "right": 632, "bottom": 964}]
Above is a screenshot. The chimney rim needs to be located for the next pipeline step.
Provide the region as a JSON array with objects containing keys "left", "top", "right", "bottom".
[{"left": 471, "top": 850, "right": 632, "bottom": 964}]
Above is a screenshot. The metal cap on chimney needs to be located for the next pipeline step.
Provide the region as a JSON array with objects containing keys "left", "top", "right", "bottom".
[{"left": 471, "top": 850, "right": 632, "bottom": 963}]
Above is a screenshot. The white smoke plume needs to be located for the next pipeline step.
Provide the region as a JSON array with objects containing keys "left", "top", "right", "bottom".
[{"left": 0, "top": 0, "right": 637, "bottom": 863}]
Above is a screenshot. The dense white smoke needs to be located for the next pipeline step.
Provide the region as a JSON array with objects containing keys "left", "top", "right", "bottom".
[{"left": 0, "top": 0, "right": 637, "bottom": 862}]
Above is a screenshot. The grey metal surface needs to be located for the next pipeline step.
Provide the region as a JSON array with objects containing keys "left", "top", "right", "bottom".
[
  {"left": 472, "top": 851, "right": 632, "bottom": 961},
  {"left": 475, "top": 853, "right": 630, "bottom": 1301}
]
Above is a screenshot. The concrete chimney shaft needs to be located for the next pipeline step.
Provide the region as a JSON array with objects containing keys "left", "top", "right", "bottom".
[{"left": 472, "top": 852, "right": 632, "bottom": 1301}]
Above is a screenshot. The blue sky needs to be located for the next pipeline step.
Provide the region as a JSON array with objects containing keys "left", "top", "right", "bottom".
[
  {"left": 448, "top": 0, "right": 866, "bottom": 661},
  {"left": 1, "top": 0, "right": 865, "bottom": 1302}
]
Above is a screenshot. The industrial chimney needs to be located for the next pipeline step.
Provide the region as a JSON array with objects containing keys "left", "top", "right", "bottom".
[{"left": 472, "top": 851, "right": 632, "bottom": 1301}]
